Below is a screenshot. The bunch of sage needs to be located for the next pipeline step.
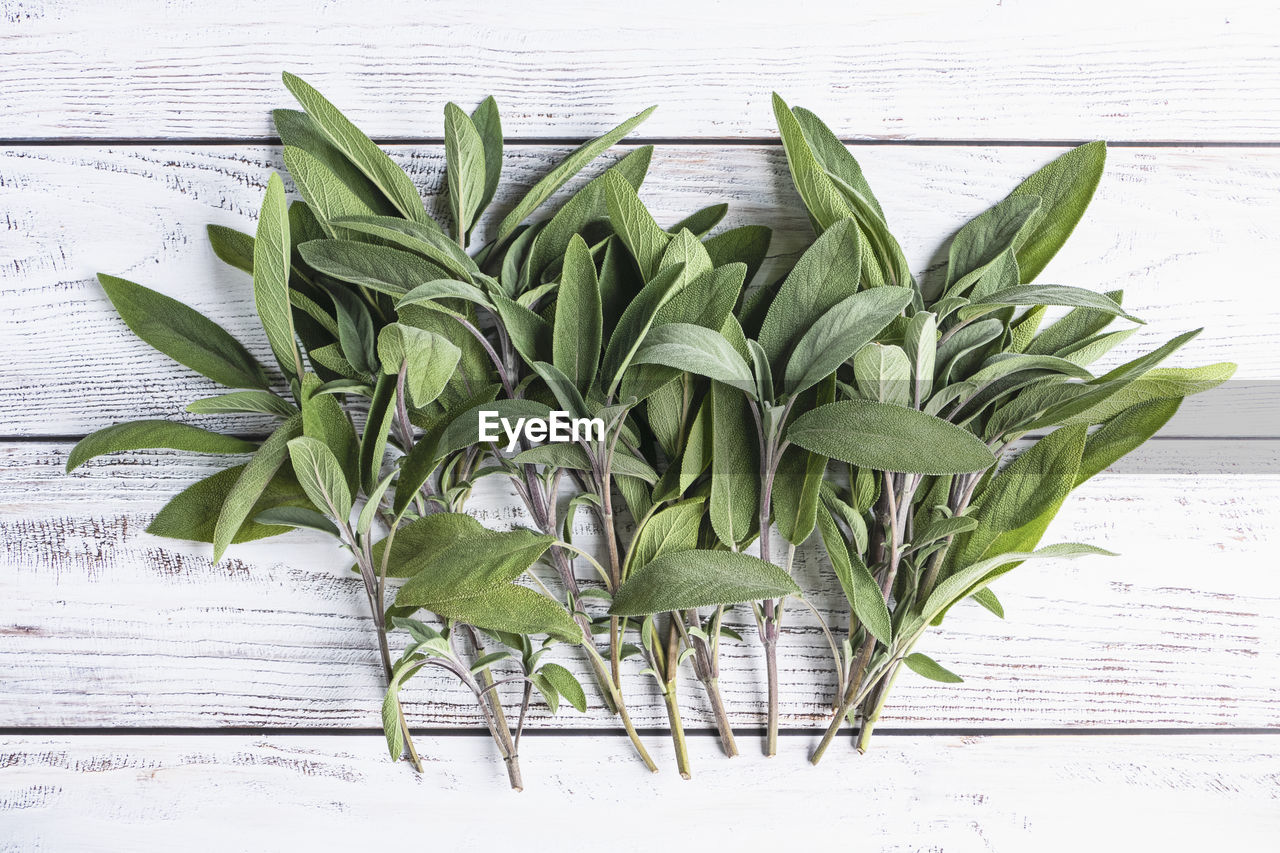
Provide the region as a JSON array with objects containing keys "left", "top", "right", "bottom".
[{"left": 66, "top": 75, "right": 1235, "bottom": 783}]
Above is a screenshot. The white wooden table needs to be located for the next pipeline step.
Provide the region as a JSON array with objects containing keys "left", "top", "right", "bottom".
[{"left": 2, "top": 1, "right": 1278, "bottom": 848}]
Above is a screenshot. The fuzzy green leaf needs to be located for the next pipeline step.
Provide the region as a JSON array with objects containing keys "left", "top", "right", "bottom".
[
  {"left": 610, "top": 550, "right": 801, "bottom": 616},
  {"left": 787, "top": 400, "right": 996, "bottom": 475},
  {"left": 67, "top": 421, "right": 256, "bottom": 472}
]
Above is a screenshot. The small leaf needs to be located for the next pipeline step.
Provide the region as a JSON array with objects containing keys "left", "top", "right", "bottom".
[
  {"left": 287, "top": 436, "right": 353, "bottom": 520},
  {"left": 539, "top": 663, "right": 588, "bottom": 712},
  {"left": 382, "top": 685, "right": 405, "bottom": 760},
  {"left": 1007, "top": 141, "right": 1107, "bottom": 282},
  {"left": 553, "top": 234, "right": 603, "bottom": 393},
  {"left": 255, "top": 505, "right": 341, "bottom": 537},
  {"left": 904, "top": 653, "right": 963, "bottom": 683},
  {"left": 610, "top": 551, "right": 801, "bottom": 616},
  {"left": 212, "top": 415, "right": 303, "bottom": 562},
  {"left": 377, "top": 323, "right": 463, "bottom": 407}
]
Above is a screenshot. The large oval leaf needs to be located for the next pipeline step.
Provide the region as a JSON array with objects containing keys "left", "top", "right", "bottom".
[
  {"left": 786, "top": 400, "right": 996, "bottom": 475},
  {"left": 610, "top": 550, "right": 800, "bottom": 616},
  {"left": 783, "top": 286, "right": 913, "bottom": 396}
]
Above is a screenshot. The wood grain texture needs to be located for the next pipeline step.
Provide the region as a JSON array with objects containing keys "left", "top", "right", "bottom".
[
  {"left": 3, "top": 0, "right": 1280, "bottom": 142},
  {"left": 2, "top": 143, "right": 1272, "bottom": 437},
  {"left": 3, "top": 439, "right": 1277, "bottom": 730},
  {"left": 2, "top": 734, "right": 1277, "bottom": 851}
]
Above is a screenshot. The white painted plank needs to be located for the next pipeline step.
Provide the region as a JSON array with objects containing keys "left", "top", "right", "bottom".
[
  {"left": 1, "top": 734, "right": 1277, "bottom": 851},
  {"left": 3, "top": 0, "right": 1279, "bottom": 141},
  {"left": 3, "top": 440, "right": 1278, "bottom": 729},
  {"left": 2, "top": 144, "right": 1272, "bottom": 436}
]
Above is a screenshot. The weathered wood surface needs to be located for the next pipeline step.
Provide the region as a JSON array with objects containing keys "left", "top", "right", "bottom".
[
  {"left": 2, "top": 734, "right": 1277, "bottom": 850},
  {"left": 2, "top": 144, "right": 1272, "bottom": 437},
  {"left": 3, "top": 439, "right": 1277, "bottom": 729},
  {"left": 4, "top": 0, "right": 1280, "bottom": 142}
]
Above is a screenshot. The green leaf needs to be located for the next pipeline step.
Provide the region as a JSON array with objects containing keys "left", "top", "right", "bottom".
[
  {"left": 253, "top": 173, "right": 302, "bottom": 380},
  {"left": 1007, "top": 141, "right": 1106, "bottom": 282},
  {"left": 207, "top": 224, "right": 255, "bottom": 274},
  {"left": 603, "top": 170, "right": 670, "bottom": 280},
  {"left": 945, "top": 195, "right": 1041, "bottom": 293},
  {"left": 773, "top": 376, "right": 834, "bottom": 547},
  {"left": 758, "top": 218, "right": 861, "bottom": 365},
  {"left": 357, "top": 470, "right": 396, "bottom": 537},
  {"left": 953, "top": 425, "right": 1087, "bottom": 566},
  {"left": 187, "top": 391, "right": 297, "bottom": 417},
  {"left": 97, "top": 274, "right": 268, "bottom": 390},
  {"left": 361, "top": 374, "right": 398, "bottom": 493},
  {"left": 972, "top": 587, "right": 1005, "bottom": 618},
  {"left": 470, "top": 96, "right": 503, "bottom": 220},
  {"left": 397, "top": 278, "right": 493, "bottom": 313},
  {"left": 921, "top": 543, "right": 1114, "bottom": 627},
  {"left": 281, "top": 72, "right": 428, "bottom": 223},
  {"left": 903, "top": 312, "right": 937, "bottom": 406},
  {"left": 852, "top": 343, "right": 912, "bottom": 407},
  {"left": 212, "top": 414, "right": 303, "bottom": 562},
  {"left": 497, "top": 105, "right": 656, "bottom": 242},
  {"left": 300, "top": 374, "right": 359, "bottom": 494},
  {"left": 600, "top": 264, "right": 688, "bottom": 393},
  {"left": 904, "top": 653, "right": 963, "bottom": 683},
  {"left": 816, "top": 505, "right": 891, "bottom": 644},
  {"left": 962, "top": 285, "right": 1141, "bottom": 324},
  {"left": 632, "top": 323, "right": 754, "bottom": 391},
  {"left": 444, "top": 102, "right": 487, "bottom": 242},
  {"left": 772, "top": 93, "right": 853, "bottom": 231},
  {"left": 610, "top": 550, "right": 801, "bottom": 616},
  {"left": 377, "top": 323, "right": 462, "bottom": 407},
  {"left": 286, "top": 436, "right": 352, "bottom": 521},
  {"left": 382, "top": 685, "right": 405, "bottom": 760},
  {"left": 553, "top": 234, "right": 603, "bottom": 393},
  {"left": 784, "top": 287, "right": 913, "bottom": 396},
  {"left": 703, "top": 224, "right": 772, "bottom": 285},
  {"left": 330, "top": 216, "right": 474, "bottom": 282},
  {"left": 255, "top": 505, "right": 341, "bottom": 536},
  {"left": 709, "top": 379, "right": 759, "bottom": 548},
  {"left": 147, "top": 464, "right": 310, "bottom": 545},
  {"left": 1075, "top": 397, "right": 1181, "bottom": 486},
  {"left": 1027, "top": 289, "right": 1125, "bottom": 356},
  {"left": 787, "top": 400, "right": 996, "bottom": 475},
  {"left": 670, "top": 203, "right": 728, "bottom": 237},
  {"left": 527, "top": 146, "right": 653, "bottom": 284},
  {"left": 439, "top": 398, "right": 552, "bottom": 456},
  {"left": 66, "top": 421, "right": 256, "bottom": 472},
  {"left": 627, "top": 499, "right": 704, "bottom": 575},
  {"left": 324, "top": 281, "right": 378, "bottom": 375},
  {"left": 299, "top": 240, "right": 448, "bottom": 297},
  {"left": 538, "top": 663, "right": 588, "bottom": 713}
]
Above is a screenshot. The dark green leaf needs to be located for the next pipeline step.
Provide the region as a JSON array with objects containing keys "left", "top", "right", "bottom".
[
  {"left": 904, "top": 653, "right": 963, "bottom": 683},
  {"left": 212, "top": 414, "right": 303, "bottom": 561},
  {"left": 66, "top": 421, "right": 256, "bottom": 472}
]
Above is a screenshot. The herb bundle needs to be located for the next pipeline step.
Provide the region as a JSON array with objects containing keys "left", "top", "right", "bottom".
[{"left": 67, "top": 75, "right": 1233, "bottom": 785}]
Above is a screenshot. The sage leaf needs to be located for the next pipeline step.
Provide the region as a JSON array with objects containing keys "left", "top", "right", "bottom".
[
  {"left": 904, "top": 653, "right": 963, "bottom": 683},
  {"left": 212, "top": 414, "right": 303, "bottom": 562},
  {"left": 254, "top": 173, "right": 302, "bottom": 380},
  {"left": 97, "top": 274, "right": 268, "bottom": 390},
  {"left": 67, "top": 421, "right": 257, "bottom": 472},
  {"left": 497, "top": 105, "right": 656, "bottom": 242},
  {"left": 299, "top": 240, "right": 448, "bottom": 297},
  {"left": 444, "top": 102, "right": 487, "bottom": 242},
  {"left": 286, "top": 436, "right": 353, "bottom": 521},
  {"left": 1006, "top": 141, "right": 1106, "bottom": 283},
  {"left": 377, "top": 323, "right": 462, "bottom": 407},
  {"left": 281, "top": 72, "right": 428, "bottom": 223},
  {"left": 187, "top": 391, "right": 297, "bottom": 418},
  {"left": 784, "top": 286, "right": 913, "bottom": 396},
  {"left": 632, "top": 323, "right": 754, "bottom": 391},
  {"left": 788, "top": 400, "right": 996, "bottom": 475},
  {"left": 610, "top": 550, "right": 801, "bottom": 616},
  {"left": 539, "top": 663, "right": 588, "bottom": 713},
  {"left": 553, "top": 234, "right": 603, "bottom": 393},
  {"left": 147, "top": 464, "right": 310, "bottom": 545}
]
